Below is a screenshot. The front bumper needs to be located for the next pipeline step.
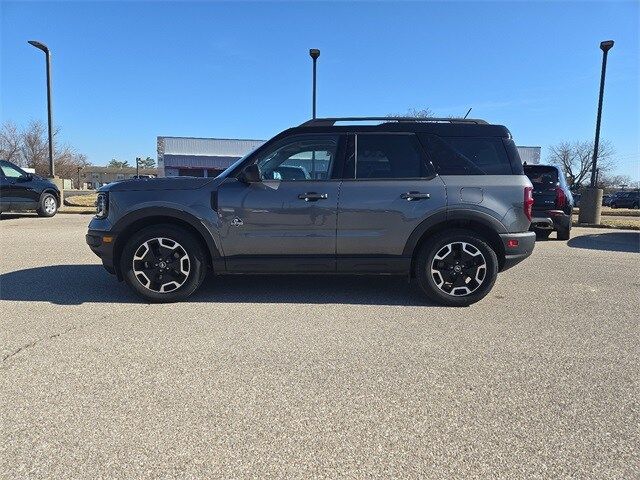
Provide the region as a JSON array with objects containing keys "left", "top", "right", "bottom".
[
  {"left": 530, "top": 210, "right": 571, "bottom": 231},
  {"left": 86, "top": 230, "right": 117, "bottom": 275},
  {"left": 499, "top": 231, "right": 536, "bottom": 271}
]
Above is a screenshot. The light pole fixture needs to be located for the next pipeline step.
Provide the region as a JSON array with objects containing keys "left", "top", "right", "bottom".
[
  {"left": 309, "top": 49, "right": 320, "bottom": 119},
  {"left": 589, "top": 40, "right": 614, "bottom": 187},
  {"left": 28, "top": 40, "right": 55, "bottom": 178},
  {"left": 579, "top": 39, "right": 614, "bottom": 225}
]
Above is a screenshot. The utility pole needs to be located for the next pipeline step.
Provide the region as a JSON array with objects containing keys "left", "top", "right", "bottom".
[{"left": 136, "top": 157, "right": 141, "bottom": 178}]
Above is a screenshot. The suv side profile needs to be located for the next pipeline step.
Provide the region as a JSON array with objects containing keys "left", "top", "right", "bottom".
[
  {"left": 0, "top": 160, "right": 60, "bottom": 217},
  {"left": 86, "top": 117, "right": 535, "bottom": 306}
]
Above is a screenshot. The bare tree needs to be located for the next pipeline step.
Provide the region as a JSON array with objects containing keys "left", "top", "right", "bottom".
[
  {"left": 389, "top": 107, "right": 434, "bottom": 118},
  {"left": 1, "top": 119, "right": 90, "bottom": 179},
  {"left": 547, "top": 140, "right": 614, "bottom": 188},
  {"left": 0, "top": 121, "right": 22, "bottom": 163}
]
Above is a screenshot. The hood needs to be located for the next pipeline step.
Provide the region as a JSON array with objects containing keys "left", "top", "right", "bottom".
[{"left": 98, "top": 176, "right": 222, "bottom": 192}]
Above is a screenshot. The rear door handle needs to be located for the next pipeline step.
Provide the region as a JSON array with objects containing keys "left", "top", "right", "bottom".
[
  {"left": 298, "top": 192, "right": 328, "bottom": 202},
  {"left": 400, "top": 191, "right": 430, "bottom": 201}
]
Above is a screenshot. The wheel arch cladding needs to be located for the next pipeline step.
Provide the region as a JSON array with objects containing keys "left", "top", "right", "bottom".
[
  {"left": 405, "top": 215, "right": 506, "bottom": 276},
  {"left": 112, "top": 209, "right": 219, "bottom": 276}
]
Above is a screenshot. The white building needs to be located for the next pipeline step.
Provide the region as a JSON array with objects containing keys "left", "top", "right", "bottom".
[{"left": 157, "top": 136, "right": 265, "bottom": 177}]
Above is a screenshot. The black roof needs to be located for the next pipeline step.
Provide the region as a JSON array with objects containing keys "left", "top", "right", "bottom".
[{"left": 285, "top": 117, "right": 511, "bottom": 138}]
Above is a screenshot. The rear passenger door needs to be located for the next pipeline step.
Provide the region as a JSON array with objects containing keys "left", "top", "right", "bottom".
[{"left": 336, "top": 133, "right": 447, "bottom": 271}]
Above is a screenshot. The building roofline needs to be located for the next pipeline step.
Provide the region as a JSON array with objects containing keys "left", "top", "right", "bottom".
[{"left": 158, "top": 135, "right": 266, "bottom": 142}]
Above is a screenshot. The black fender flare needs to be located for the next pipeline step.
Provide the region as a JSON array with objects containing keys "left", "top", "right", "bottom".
[
  {"left": 112, "top": 206, "right": 222, "bottom": 265},
  {"left": 402, "top": 209, "right": 506, "bottom": 257}
]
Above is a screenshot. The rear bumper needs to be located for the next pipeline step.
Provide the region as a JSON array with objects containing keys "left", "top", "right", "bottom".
[
  {"left": 86, "top": 230, "right": 117, "bottom": 275},
  {"left": 530, "top": 210, "right": 571, "bottom": 231},
  {"left": 499, "top": 231, "right": 536, "bottom": 271}
]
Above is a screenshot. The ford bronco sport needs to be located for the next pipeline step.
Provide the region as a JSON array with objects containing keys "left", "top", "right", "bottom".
[{"left": 86, "top": 117, "right": 535, "bottom": 306}]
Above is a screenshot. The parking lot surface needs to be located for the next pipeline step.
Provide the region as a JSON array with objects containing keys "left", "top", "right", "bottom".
[{"left": 1, "top": 214, "right": 638, "bottom": 478}]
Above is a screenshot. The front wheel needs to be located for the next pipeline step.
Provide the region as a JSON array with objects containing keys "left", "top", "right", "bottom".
[
  {"left": 36, "top": 193, "right": 58, "bottom": 217},
  {"left": 415, "top": 230, "right": 498, "bottom": 307},
  {"left": 120, "top": 225, "right": 207, "bottom": 303}
]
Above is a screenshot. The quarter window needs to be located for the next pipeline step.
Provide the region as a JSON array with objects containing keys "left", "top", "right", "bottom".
[
  {"left": 253, "top": 135, "right": 339, "bottom": 181},
  {"left": 345, "top": 134, "right": 431, "bottom": 179},
  {"left": 419, "top": 134, "right": 513, "bottom": 175}
]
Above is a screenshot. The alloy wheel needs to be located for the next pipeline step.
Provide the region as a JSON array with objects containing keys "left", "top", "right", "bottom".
[
  {"left": 44, "top": 196, "right": 57, "bottom": 214},
  {"left": 430, "top": 241, "right": 487, "bottom": 296},
  {"left": 132, "top": 237, "right": 191, "bottom": 293}
]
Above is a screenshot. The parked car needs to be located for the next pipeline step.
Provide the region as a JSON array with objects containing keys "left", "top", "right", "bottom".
[
  {"left": 0, "top": 160, "right": 60, "bottom": 217},
  {"left": 87, "top": 116, "right": 536, "bottom": 306},
  {"left": 610, "top": 191, "right": 640, "bottom": 209},
  {"left": 523, "top": 164, "right": 573, "bottom": 240}
]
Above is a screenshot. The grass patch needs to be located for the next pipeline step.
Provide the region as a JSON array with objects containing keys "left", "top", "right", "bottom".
[
  {"left": 64, "top": 194, "right": 97, "bottom": 207},
  {"left": 574, "top": 217, "right": 640, "bottom": 230}
]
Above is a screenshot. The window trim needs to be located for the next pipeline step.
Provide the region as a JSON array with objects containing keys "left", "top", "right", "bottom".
[{"left": 341, "top": 132, "right": 437, "bottom": 182}]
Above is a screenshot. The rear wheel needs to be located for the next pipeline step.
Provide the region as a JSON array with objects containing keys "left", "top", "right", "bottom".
[
  {"left": 535, "top": 229, "right": 551, "bottom": 240},
  {"left": 36, "top": 192, "right": 58, "bottom": 217},
  {"left": 557, "top": 227, "right": 571, "bottom": 240},
  {"left": 120, "top": 225, "right": 207, "bottom": 303},
  {"left": 415, "top": 230, "right": 498, "bottom": 307}
]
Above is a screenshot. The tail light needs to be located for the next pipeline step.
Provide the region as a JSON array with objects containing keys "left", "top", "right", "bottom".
[
  {"left": 524, "top": 186, "right": 534, "bottom": 222},
  {"left": 555, "top": 186, "right": 567, "bottom": 209}
]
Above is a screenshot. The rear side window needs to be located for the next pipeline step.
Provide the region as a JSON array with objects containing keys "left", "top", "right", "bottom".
[
  {"left": 419, "top": 134, "right": 514, "bottom": 175},
  {"left": 344, "top": 133, "right": 432, "bottom": 179}
]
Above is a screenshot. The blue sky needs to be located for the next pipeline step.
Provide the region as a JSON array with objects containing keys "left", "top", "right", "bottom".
[{"left": 1, "top": 1, "right": 638, "bottom": 178}]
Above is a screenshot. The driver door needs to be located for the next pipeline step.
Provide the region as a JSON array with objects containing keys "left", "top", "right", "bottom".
[{"left": 217, "top": 134, "right": 343, "bottom": 273}]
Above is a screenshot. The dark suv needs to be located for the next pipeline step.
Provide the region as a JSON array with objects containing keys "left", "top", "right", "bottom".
[
  {"left": 524, "top": 164, "right": 573, "bottom": 240},
  {"left": 0, "top": 160, "right": 60, "bottom": 217},
  {"left": 610, "top": 191, "right": 640, "bottom": 209},
  {"left": 87, "top": 117, "right": 535, "bottom": 306}
]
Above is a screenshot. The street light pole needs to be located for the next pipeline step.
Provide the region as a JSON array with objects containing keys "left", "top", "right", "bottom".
[
  {"left": 28, "top": 40, "right": 55, "bottom": 178},
  {"left": 579, "top": 40, "right": 614, "bottom": 226},
  {"left": 589, "top": 40, "right": 614, "bottom": 187},
  {"left": 309, "top": 49, "right": 320, "bottom": 119},
  {"left": 136, "top": 157, "right": 141, "bottom": 178}
]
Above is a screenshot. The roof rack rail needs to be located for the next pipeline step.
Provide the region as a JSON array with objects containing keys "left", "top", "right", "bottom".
[{"left": 299, "top": 116, "right": 488, "bottom": 127}]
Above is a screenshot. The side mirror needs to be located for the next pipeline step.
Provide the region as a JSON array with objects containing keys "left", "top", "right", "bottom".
[
  {"left": 238, "top": 164, "right": 261, "bottom": 183},
  {"left": 18, "top": 173, "right": 33, "bottom": 182}
]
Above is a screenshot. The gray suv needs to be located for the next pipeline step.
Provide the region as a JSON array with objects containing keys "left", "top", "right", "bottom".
[{"left": 87, "top": 117, "right": 535, "bottom": 306}]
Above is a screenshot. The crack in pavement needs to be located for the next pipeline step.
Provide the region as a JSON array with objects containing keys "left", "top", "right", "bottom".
[{"left": 1, "top": 324, "right": 86, "bottom": 365}]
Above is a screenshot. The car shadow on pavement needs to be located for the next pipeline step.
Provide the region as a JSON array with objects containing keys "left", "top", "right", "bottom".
[
  {"left": 568, "top": 231, "right": 640, "bottom": 253},
  {"left": 0, "top": 265, "right": 434, "bottom": 306},
  {"left": 0, "top": 213, "right": 39, "bottom": 220}
]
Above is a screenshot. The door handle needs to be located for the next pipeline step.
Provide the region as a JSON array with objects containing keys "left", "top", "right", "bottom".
[
  {"left": 298, "top": 192, "right": 328, "bottom": 202},
  {"left": 400, "top": 191, "right": 430, "bottom": 201}
]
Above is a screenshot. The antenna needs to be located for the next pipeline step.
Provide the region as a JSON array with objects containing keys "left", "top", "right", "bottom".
[{"left": 463, "top": 107, "right": 472, "bottom": 119}]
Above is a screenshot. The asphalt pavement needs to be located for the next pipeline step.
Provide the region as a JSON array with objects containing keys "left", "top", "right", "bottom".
[{"left": 1, "top": 214, "right": 638, "bottom": 479}]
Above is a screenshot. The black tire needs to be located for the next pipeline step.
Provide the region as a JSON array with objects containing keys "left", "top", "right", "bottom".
[
  {"left": 120, "top": 224, "right": 207, "bottom": 303},
  {"left": 415, "top": 229, "right": 499, "bottom": 307},
  {"left": 36, "top": 192, "right": 58, "bottom": 217},
  {"left": 632, "top": 203, "right": 639, "bottom": 210},
  {"left": 535, "top": 229, "right": 551, "bottom": 240},
  {"left": 557, "top": 227, "right": 571, "bottom": 240}
]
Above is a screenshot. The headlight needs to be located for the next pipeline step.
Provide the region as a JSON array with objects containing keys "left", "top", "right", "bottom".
[{"left": 95, "top": 192, "right": 109, "bottom": 219}]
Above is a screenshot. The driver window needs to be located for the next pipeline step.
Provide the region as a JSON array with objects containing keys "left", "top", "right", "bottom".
[{"left": 254, "top": 135, "right": 338, "bottom": 181}]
